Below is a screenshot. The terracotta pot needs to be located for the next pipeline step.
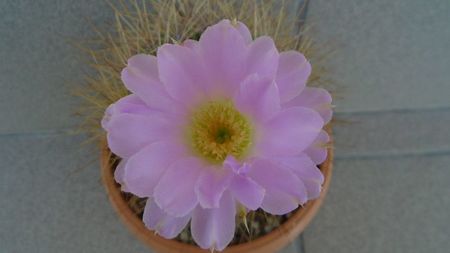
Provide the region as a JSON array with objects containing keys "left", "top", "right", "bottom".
[{"left": 100, "top": 128, "right": 333, "bottom": 253}]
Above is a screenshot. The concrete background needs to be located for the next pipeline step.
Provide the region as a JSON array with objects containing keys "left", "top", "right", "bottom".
[{"left": 1, "top": 0, "right": 449, "bottom": 252}]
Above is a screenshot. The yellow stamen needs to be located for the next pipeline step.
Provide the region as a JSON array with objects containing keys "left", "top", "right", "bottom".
[{"left": 186, "top": 100, "right": 253, "bottom": 164}]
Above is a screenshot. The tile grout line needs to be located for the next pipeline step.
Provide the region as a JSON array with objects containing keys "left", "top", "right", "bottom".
[
  {"left": 2, "top": 129, "right": 450, "bottom": 161},
  {"left": 335, "top": 148, "right": 450, "bottom": 161},
  {"left": 3, "top": 105, "right": 450, "bottom": 138},
  {"left": 334, "top": 105, "right": 450, "bottom": 116},
  {"left": 0, "top": 128, "right": 80, "bottom": 138},
  {"left": 298, "top": 234, "right": 307, "bottom": 253}
]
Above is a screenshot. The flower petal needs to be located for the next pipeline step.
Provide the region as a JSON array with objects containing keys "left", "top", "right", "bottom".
[
  {"left": 261, "top": 189, "right": 299, "bottom": 215},
  {"left": 272, "top": 154, "right": 324, "bottom": 200},
  {"left": 256, "top": 107, "right": 323, "bottom": 157},
  {"left": 114, "top": 158, "right": 129, "bottom": 192},
  {"left": 157, "top": 44, "right": 207, "bottom": 105},
  {"left": 234, "top": 21, "right": 252, "bottom": 44},
  {"left": 195, "top": 168, "right": 233, "bottom": 208},
  {"left": 305, "top": 130, "right": 330, "bottom": 164},
  {"left": 246, "top": 36, "right": 279, "bottom": 78},
  {"left": 247, "top": 159, "right": 307, "bottom": 214},
  {"left": 276, "top": 51, "right": 311, "bottom": 103},
  {"left": 302, "top": 181, "right": 322, "bottom": 200},
  {"left": 102, "top": 94, "right": 149, "bottom": 130},
  {"left": 124, "top": 54, "right": 159, "bottom": 83},
  {"left": 143, "top": 198, "right": 191, "bottom": 239},
  {"left": 124, "top": 141, "right": 186, "bottom": 198},
  {"left": 121, "top": 54, "right": 179, "bottom": 112},
  {"left": 191, "top": 191, "right": 236, "bottom": 251},
  {"left": 275, "top": 154, "right": 324, "bottom": 183},
  {"left": 154, "top": 157, "right": 203, "bottom": 217},
  {"left": 199, "top": 19, "right": 248, "bottom": 96},
  {"left": 229, "top": 175, "right": 265, "bottom": 210},
  {"left": 105, "top": 111, "right": 174, "bottom": 158},
  {"left": 284, "top": 87, "right": 333, "bottom": 124},
  {"left": 234, "top": 75, "right": 280, "bottom": 123},
  {"left": 182, "top": 39, "right": 198, "bottom": 49}
]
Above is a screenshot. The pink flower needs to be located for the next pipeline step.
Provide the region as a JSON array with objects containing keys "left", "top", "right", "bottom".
[{"left": 102, "top": 20, "right": 332, "bottom": 251}]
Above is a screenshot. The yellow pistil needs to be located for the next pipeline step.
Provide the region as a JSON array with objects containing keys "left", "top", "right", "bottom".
[{"left": 187, "top": 100, "right": 253, "bottom": 164}]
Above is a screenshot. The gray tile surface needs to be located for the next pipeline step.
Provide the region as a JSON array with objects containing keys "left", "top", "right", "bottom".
[
  {"left": 0, "top": 0, "right": 112, "bottom": 134},
  {"left": 307, "top": 0, "right": 450, "bottom": 113},
  {"left": 334, "top": 109, "right": 450, "bottom": 158},
  {"left": 303, "top": 154, "right": 450, "bottom": 253},
  {"left": 279, "top": 239, "right": 303, "bottom": 253},
  {"left": 302, "top": 0, "right": 450, "bottom": 253},
  {"left": 0, "top": 134, "right": 148, "bottom": 253}
]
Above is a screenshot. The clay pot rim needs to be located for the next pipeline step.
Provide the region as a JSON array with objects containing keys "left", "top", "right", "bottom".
[{"left": 100, "top": 127, "right": 333, "bottom": 253}]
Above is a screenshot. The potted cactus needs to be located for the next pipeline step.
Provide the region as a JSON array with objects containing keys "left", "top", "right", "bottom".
[{"left": 76, "top": 1, "right": 334, "bottom": 252}]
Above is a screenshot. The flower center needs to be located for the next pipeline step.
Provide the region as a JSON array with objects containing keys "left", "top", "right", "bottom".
[{"left": 187, "top": 100, "right": 253, "bottom": 164}]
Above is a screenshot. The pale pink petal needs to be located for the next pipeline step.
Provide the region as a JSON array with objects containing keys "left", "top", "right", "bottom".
[
  {"left": 272, "top": 154, "right": 324, "bottom": 200},
  {"left": 302, "top": 181, "right": 322, "bottom": 199},
  {"left": 256, "top": 107, "right": 323, "bottom": 157},
  {"left": 229, "top": 175, "right": 265, "bottom": 210},
  {"left": 261, "top": 189, "right": 299, "bottom": 215},
  {"left": 234, "top": 75, "right": 280, "bottom": 123},
  {"left": 114, "top": 159, "right": 129, "bottom": 192},
  {"left": 154, "top": 157, "right": 203, "bottom": 217},
  {"left": 198, "top": 19, "right": 248, "bottom": 96},
  {"left": 223, "top": 155, "right": 241, "bottom": 174},
  {"left": 191, "top": 192, "right": 236, "bottom": 251},
  {"left": 234, "top": 21, "right": 252, "bottom": 44},
  {"left": 305, "top": 130, "right": 330, "bottom": 164},
  {"left": 101, "top": 94, "right": 149, "bottom": 130},
  {"left": 105, "top": 112, "right": 174, "bottom": 158},
  {"left": 157, "top": 44, "right": 207, "bottom": 105},
  {"left": 247, "top": 159, "right": 307, "bottom": 214},
  {"left": 125, "top": 54, "right": 159, "bottom": 82},
  {"left": 276, "top": 51, "right": 311, "bottom": 103},
  {"left": 246, "top": 36, "right": 279, "bottom": 78},
  {"left": 105, "top": 94, "right": 148, "bottom": 115},
  {"left": 121, "top": 54, "right": 179, "bottom": 113},
  {"left": 182, "top": 39, "right": 198, "bottom": 49},
  {"left": 143, "top": 198, "right": 191, "bottom": 239},
  {"left": 102, "top": 95, "right": 171, "bottom": 158},
  {"left": 274, "top": 154, "right": 324, "bottom": 183},
  {"left": 195, "top": 168, "right": 233, "bottom": 208},
  {"left": 124, "top": 141, "right": 186, "bottom": 198},
  {"left": 284, "top": 87, "right": 333, "bottom": 124}
]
